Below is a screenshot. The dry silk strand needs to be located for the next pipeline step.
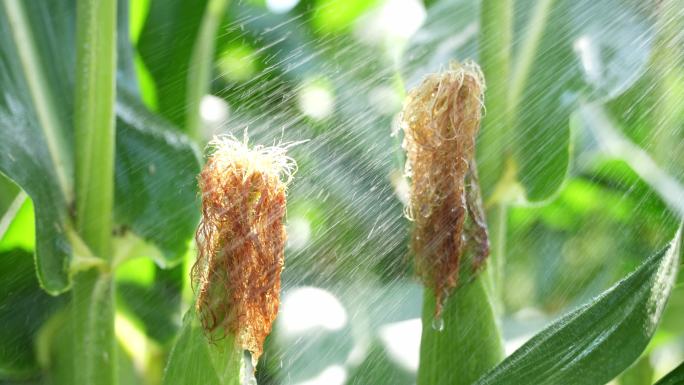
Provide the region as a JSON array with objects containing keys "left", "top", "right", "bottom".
[
  {"left": 401, "top": 60, "right": 490, "bottom": 319},
  {"left": 193, "top": 135, "right": 297, "bottom": 365}
]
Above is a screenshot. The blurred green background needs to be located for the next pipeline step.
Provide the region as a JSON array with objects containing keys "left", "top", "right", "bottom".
[{"left": 0, "top": 0, "right": 682, "bottom": 384}]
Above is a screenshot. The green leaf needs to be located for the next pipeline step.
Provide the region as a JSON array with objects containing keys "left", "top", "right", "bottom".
[
  {"left": 565, "top": 0, "right": 656, "bottom": 102},
  {"left": 0, "top": 0, "right": 201, "bottom": 293},
  {"left": 117, "top": 265, "right": 183, "bottom": 344},
  {"left": 655, "top": 361, "right": 684, "bottom": 385},
  {"left": 0, "top": 173, "right": 20, "bottom": 216},
  {"left": 0, "top": 249, "right": 63, "bottom": 380},
  {"left": 162, "top": 308, "right": 242, "bottom": 385},
  {"left": 0, "top": 0, "right": 75, "bottom": 294},
  {"left": 475, "top": 225, "right": 682, "bottom": 385},
  {"left": 511, "top": 0, "right": 656, "bottom": 201},
  {"left": 115, "top": 92, "right": 201, "bottom": 265},
  {"left": 185, "top": 0, "right": 230, "bottom": 141},
  {"left": 137, "top": 0, "right": 209, "bottom": 127},
  {"left": 511, "top": 0, "right": 573, "bottom": 201},
  {"left": 575, "top": 103, "right": 684, "bottom": 219}
]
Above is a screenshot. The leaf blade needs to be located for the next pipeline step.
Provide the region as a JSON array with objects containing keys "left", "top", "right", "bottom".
[
  {"left": 475, "top": 225, "right": 682, "bottom": 385},
  {"left": 114, "top": 91, "right": 201, "bottom": 265},
  {"left": 0, "top": 1, "right": 74, "bottom": 294},
  {"left": 162, "top": 308, "right": 241, "bottom": 385}
]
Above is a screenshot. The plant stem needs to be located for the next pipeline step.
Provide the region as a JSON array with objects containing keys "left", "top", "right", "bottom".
[
  {"left": 508, "top": 0, "right": 555, "bottom": 118},
  {"left": 487, "top": 203, "right": 508, "bottom": 303},
  {"left": 72, "top": 270, "right": 116, "bottom": 385},
  {"left": 186, "top": 0, "right": 230, "bottom": 142},
  {"left": 478, "top": 0, "right": 519, "bottom": 307},
  {"left": 477, "top": 0, "right": 513, "bottom": 196},
  {"left": 418, "top": 278, "right": 504, "bottom": 385},
  {"left": 651, "top": 0, "right": 684, "bottom": 165},
  {"left": 73, "top": 0, "right": 117, "bottom": 383},
  {"left": 74, "top": 0, "right": 117, "bottom": 257}
]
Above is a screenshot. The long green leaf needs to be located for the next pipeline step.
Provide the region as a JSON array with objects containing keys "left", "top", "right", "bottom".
[
  {"left": 1, "top": 0, "right": 74, "bottom": 201},
  {"left": 509, "top": 0, "right": 575, "bottom": 202},
  {"left": 137, "top": 0, "right": 209, "bottom": 127},
  {"left": 475, "top": 225, "right": 682, "bottom": 385},
  {"left": 478, "top": 0, "right": 512, "bottom": 195},
  {"left": 512, "top": 0, "right": 656, "bottom": 201},
  {"left": 115, "top": 91, "right": 201, "bottom": 265},
  {"left": 185, "top": 0, "right": 229, "bottom": 141},
  {"left": 0, "top": 0, "right": 74, "bottom": 294}
]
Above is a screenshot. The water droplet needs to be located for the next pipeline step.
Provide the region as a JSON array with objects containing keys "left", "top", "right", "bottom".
[{"left": 431, "top": 317, "right": 444, "bottom": 332}]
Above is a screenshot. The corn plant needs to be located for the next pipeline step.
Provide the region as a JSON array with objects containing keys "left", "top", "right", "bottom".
[{"left": 0, "top": 0, "right": 682, "bottom": 385}]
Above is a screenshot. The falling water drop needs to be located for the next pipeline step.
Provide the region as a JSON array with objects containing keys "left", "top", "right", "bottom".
[{"left": 431, "top": 317, "right": 444, "bottom": 332}]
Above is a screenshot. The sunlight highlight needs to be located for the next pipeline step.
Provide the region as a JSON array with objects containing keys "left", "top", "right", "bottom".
[
  {"left": 200, "top": 94, "right": 229, "bottom": 124},
  {"left": 355, "top": 0, "right": 426, "bottom": 44},
  {"left": 286, "top": 216, "right": 311, "bottom": 250},
  {"left": 297, "top": 82, "right": 335, "bottom": 120},
  {"left": 573, "top": 35, "right": 601, "bottom": 86},
  {"left": 293, "top": 365, "right": 347, "bottom": 385},
  {"left": 280, "top": 287, "right": 348, "bottom": 334},
  {"left": 266, "top": 0, "right": 299, "bottom": 14},
  {"left": 378, "top": 318, "right": 421, "bottom": 372},
  {"left": 115, "top": 312, "right": 160, "bottom": 376}
]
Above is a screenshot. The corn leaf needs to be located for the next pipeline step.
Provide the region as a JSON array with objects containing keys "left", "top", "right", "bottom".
[
  {"left": 475, "top": 225, "right": 682, "bottom": 385},
  {"left": 0, "top": 0, "right": 200, "bottom": 293},
  {"left": 163, "top": 308, "right": 241, "bottom": 385}
]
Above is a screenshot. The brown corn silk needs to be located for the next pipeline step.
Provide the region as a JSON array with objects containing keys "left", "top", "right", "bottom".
[
  {"left": 401, "top": 61, "right": 489, "bottom": 317},
  {"left": 193, "top": 136, "right": 295, "bottom": 362}
]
